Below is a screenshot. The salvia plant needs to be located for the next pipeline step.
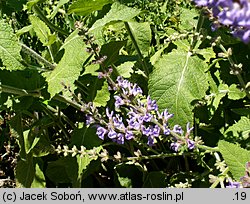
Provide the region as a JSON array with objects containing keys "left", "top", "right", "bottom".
[{"left": 0, "top": 0, "right": 250, "bottom": 188}]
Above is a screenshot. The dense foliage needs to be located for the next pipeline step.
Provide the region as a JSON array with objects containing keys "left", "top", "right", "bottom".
[{"left": 0, "top": 0, "right": 250, "bottom": 188}]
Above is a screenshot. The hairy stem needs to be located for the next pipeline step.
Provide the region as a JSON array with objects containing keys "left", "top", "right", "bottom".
[
  {"left": 21, "top": 43, "right": 56, "bottom": 70},
  {"left": 218, "top": 43, "right": 250, "bottom": 100}
]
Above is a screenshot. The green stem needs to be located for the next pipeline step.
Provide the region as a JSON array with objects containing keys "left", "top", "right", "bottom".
[
  {"left": 53, "top": 94, "right": 84, "bottom": 111},
  {"left": 218, "top": 43, "right": 250, "bottom": 100},
  {"left": 21, "top": 43, "right": 56, "bottom": 70},
  {"left": 210, "top": 167, "right": 229, "bottom": 188},
  {"left": 40, "top": 103, "right": 71, "bottom": 139},
  {"left": 118, "top": 152, "right": 194, "bottom": 162},
  {"left": 190, "top": 9, "right": 205, "bottom": 51},
  {"left": 33, "top": 5, "right": 69, "bottom": 36},
  {"left": 124, "top": 22, "right": 149, "bottom": 77},
  {"left": 0, "top": 84, "right": 41, "bottom": 97}
]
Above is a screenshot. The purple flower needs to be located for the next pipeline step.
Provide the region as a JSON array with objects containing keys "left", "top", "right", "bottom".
[
  {"left": 125, "top": 130, "right": 134, "bottom": 140},
  {"left": 193, "top": 0, "right": 250, "bottom": 43},
  {"left": 170, "top": 142, "right": 181, "bottom": 152},
  {"left": 106, "top": 108, "right": 113, "bottom": 119},
  {"left": 187, "top": 139, "right": 195, "bottom": 150},
  {"left": 113, "top": 114, "right": 125, "bottom": 129},
  {"left": 163, "top": 125, "right": 171, "bottom": 135},
  {"left": 114, "top": 95, "right": 125, "bottom": 108},
  {"left": 173, "top": 125, "right": 183, "bottom": 135},
  {"left": 142, "top": 126, "right": 151, "bottom": 136},
  {"left": 186, "top": 122, "right": 194, "bottom": 135},
  {"left": 115, "top": 133, "right": 125, "bottom": 144},
  {"left": 86, "top": 115, "right": 95, "bottom": 125},
  {"left": 146, "top": 96, "right": 158, "bottom": 111},
  {"left": 161, "top": 109, "right": 174, "bottom": 122},
  {"left": 108, "top": 129, "right": 117, "bottom": 139},
  {"left": 96, "top": 126, "right": 107, "bottom": 140},
  {"left": 226, "top": 180, "right": 241, "bottom": 188},
  {"left": 127, "top": 117, "right": 141, "bottom": 130},
  {"left": 130, "top": 84, "right": 143, "bottom": 96},
  {"left": 147, "top": 136, "right": 154, "bottom": 146},
  {"left": 240, "top": 162, "right": 250, "bottom": 187},
  {"left": 143, "top": 113, "right": 153, "bottom": 122},
  {"left": 152, "top": 125, "right": 160, "bottom": 137}
]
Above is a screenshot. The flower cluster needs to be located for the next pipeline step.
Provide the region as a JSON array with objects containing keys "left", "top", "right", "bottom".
[
  {"left": 194, "top": 0, "right": 250, "bottom": 43},
  {"left": 88, "top": 76, "right": 195, "bottom": 150}
]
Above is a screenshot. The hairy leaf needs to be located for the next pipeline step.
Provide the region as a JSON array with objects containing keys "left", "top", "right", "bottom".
[
  {"left": 116, "top": 61, "right": 135, "bottom": 78},
  {"left": 100, "top": 41, "right": 126, "bottom": 67},
  {"left": 68, "top": 0, "right": 113, "bottom": 16},
  {"left": 143, "top": 171, "right": 167, "bottom": 187},
  {"left": 31, "top": 162, "right": 46, "bottom": 188},
  {"left": 16, "top": 155, "right": 35, "bottom": 187},
  {"left": 218, "top": 140, "right": 250, "bottom": 180},
  {"left": 127, "top": 22, "right": 151, "bottom": 56},
  {"left": 29, "top": 15, "right": 56, "bottom": 46},
  {"left": 71, "top": 126, "right": 102, "bottom": 149},
  {"left": 45, "top": 30, "right": 89, "bottom": 98},
  {"left": 93, "top": 81, "right": 110, "bottom": 107},
  {"left": 148, "top": 49, "right": 208, "bottom": 127},
  {"left": 228, "top": 84, "right": 246, "bottom": 100},
  {"left": 224, "top": 117, "right": 250, "bottom": 140},
  {"left": 90, "top": 2, "right": 141, "bottom": 31},
  {"left": 0, "top": 20, "right": 25, "bottom": 71},
  {"left": 179, "top": 8, "right": 198, "bottom": 30}
]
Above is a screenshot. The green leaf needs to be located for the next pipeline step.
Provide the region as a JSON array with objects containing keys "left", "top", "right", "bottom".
[
  {"left": 231, "top": 108, "right": 250, "bottom": 117},
  {"left": 127, "top": 21, "right": 151, "bottom": 56},
  {"left": 93, "top": 81, "right": 110, "bottom": 107},
  {"left": 50, "top": 0, "right": 70, "bottom": 19},
  {"left": 23, "top": 129, "right": 40, "bottom": 154},
  {"left": 71, "top": 126, "right": 102, "bottom": 149},
  {"left": 26, "top": 0, "right": 46, "bottom": 10},
  {"left": 228, "top": 84, "right": 246, "bottom": 100},
  {"left": 100, "top": 41, "right": 126, "bottom": 67},
  {"left": 89, "top": 2, "right": 141, "bottom": 31},
  {"left": 115, "top": 164, "right": 143, "bottom": 188},
  {"left": 16, "top": 155, "right": 35, "bottom": 187},
  {"left": 196, "top": 47, "right": 216, "bottom": 63},
  {"left": 68, "top": 0, "right": 113, "bottom": 16},
  {"left": 7, "top": 0, "right": 28, "bottom": 11},
  {"left": 143, "top": 171, "right": 167, "bottom": 187},
  {"left": 116, "top": 61, "right": 135, "bottom": 78},
  {"left": 31, "top": 161, "right": 46, "bottom": 188},
  {"left": 224, "top": 117, "right": 250, "bottom": 140},
  {"left": 76, "top": 154, "right": 92, "bottom": 187},
  {"left": 46, "top": 157, "right": 76, "bottom": 184},
  {"left": 29, "top": 15, "right": 56, "bottom": 46},
  {"left": 207, "top": 83, "right": 228, "bottom": 117},
  {"left": 179, "top": 8, "right": 198, "bottom": 30},
  {"left": 218, "top": 140, "right": 250, "bottom": 180},
  {"left": 148, "top": 49, "right": 208, "bottom": 127},
  {"left": 83, "top": 64, "right": 99, "bottom": 76},
  {"left": 0, "top": 20, "right": 25, "bottom": 71},
  {"left": 45, "top": 30, "right": 89, "bottom": 98}
]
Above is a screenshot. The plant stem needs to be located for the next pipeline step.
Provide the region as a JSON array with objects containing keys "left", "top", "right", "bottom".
[
  {"left": 53, "top": 94, "right": 84, "bottom": 111},
  {"left": 118, "top": 152, "right": 194, "bottom": 162},
  {"left": 190, "top": 10, "right": 205, "bottom": 51},
  {"left": 210, "top": 167, "right": 229, "bottom": 188},
  {"left": 0, "top": 84, "right": 41, "bottom": 97},
  {"left": 33, "top": 5, "right": 69, "bottom": 36},
  {"left": 124, "top": 22, "right": 149, "bottom": 77},
  {"left": 218, "top": 43, "right": 250, "bottom": 100},
  {"left": 21, "top": 43, "right": 56, "bottom": 70}
]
